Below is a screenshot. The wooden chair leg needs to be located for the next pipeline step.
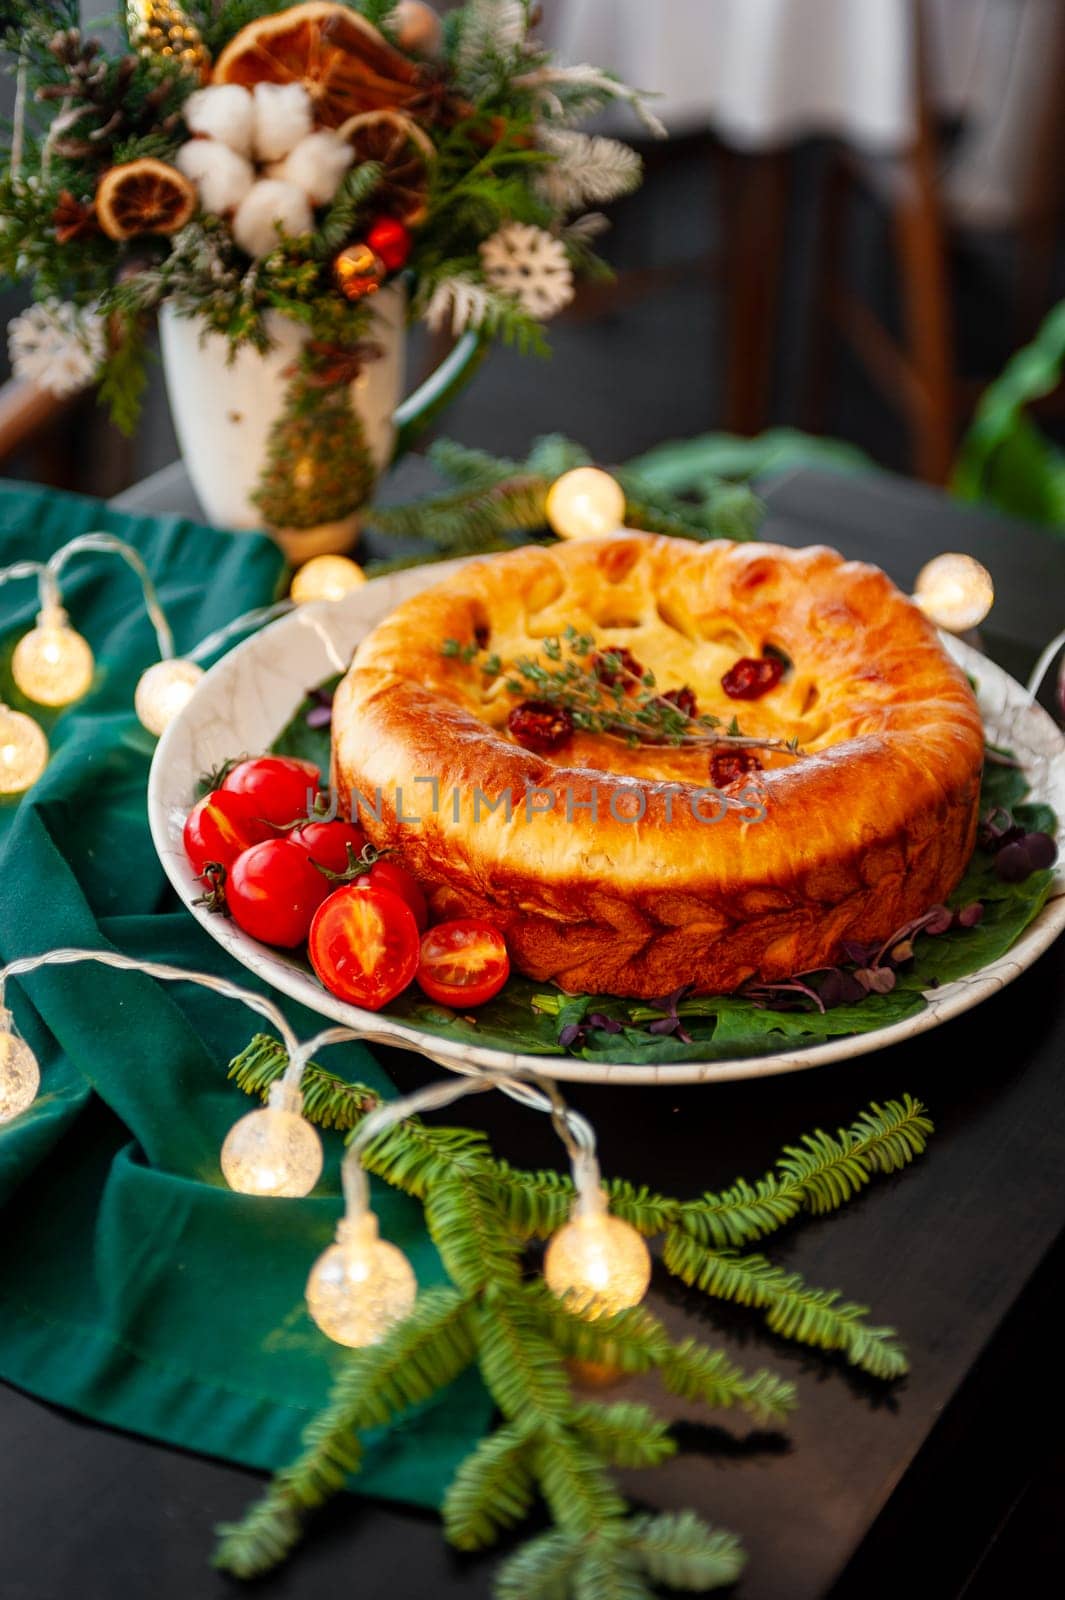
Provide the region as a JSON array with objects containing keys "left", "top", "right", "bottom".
[
  {"left": 802, "top": 153, "right": 850, "bottom": 436},
  {"left": 722, "top": 148, "right": 790, "bottom": 436},
  {"left": 893, "top": 152, "right": 955, "bottom": 484}
]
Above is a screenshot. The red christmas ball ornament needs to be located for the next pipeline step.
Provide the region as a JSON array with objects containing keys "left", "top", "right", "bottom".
[{"left": 366, "top": 217, "right": 412, "bottom": 273}]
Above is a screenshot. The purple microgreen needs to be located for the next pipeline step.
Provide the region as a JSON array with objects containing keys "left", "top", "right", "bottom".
[
  {"left": 956, "top": 901, "right": 984, "bottom": 928},
  {"left": 818, "top": 968, "right": 867, "bottom": 1009},
  {"left": 558, "top": 1023, "right": 585, "bottom": 1051},
  {"left": 863, "top": 967, "right": 897, "bottom": 995},
  {"left": 306, "top": 704, "right": 333, "bottom": 729},
  {"left": 586, "top": 1012, "right": 623, "bottom": 1034},
  {"left": 994, "top": 840, "right": 1032, "bottom": 883},
  {"left": 1023, "top": 832, "right": 1058, "bottom": 871},
  {"left": 923, "top": 904, "right": 955, "bottom": 936}
]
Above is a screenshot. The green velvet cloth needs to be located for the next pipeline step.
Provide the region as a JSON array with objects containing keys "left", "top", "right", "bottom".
[{"left": 0, "top": 482, "right": 490, "bottom": 1504}]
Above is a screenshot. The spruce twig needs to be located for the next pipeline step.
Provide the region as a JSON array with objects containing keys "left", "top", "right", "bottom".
[{"left": 219, "top": 1036, "right": 933, "bottom": 1592}]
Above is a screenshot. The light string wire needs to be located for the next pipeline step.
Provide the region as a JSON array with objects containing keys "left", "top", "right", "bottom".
[
  {"left": 39, "top": 533, "right": 175, "bottom": 661},
  {"left": 1027, "top": 624, "right": 1065, "bottom": 703},
  {"left": 0, "top": 948, "right": 600, "bottom": 1202},
  {"left": 0, "top": 947, "right": 303, "bottom": 1064},
  {"left": 339, "top": 1066, "right": 600, "bottom": 1221}
]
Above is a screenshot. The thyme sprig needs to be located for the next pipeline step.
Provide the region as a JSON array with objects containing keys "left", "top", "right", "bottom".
[{"left": 443, "top": 627, "right": 803, "bottom": 756}]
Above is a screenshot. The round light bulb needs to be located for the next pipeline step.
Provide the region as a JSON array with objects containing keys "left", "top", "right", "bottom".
[
  {"left": 220, "top": 1089, "right": 323, "bottom": 1198},
  {"left": 544, "top": 1193, "right": 652, "bottom": 1319},
  {"left": 290, "top": 554, "right": 367, "bottom": 605},
  {"left": 545, "top": 468, "right": 627, "bottom": 541},
  {"left": 134, "top": 658, "right": 205, "bottom": 736},
  {"left": 11, "top": 606, "right": 95, "bottom": 707},
  {"left": 0, "top": 1013, "right": 40, "bottom": 1124},
  {"left": 0, "top": 705, "right": 48, "bottom": 794},
  {"left": 913, "top": 554, "right": 995, "bottom": 633},
  {"left": 306, "top": 1211, "right": 417, "bottom": 1347}
]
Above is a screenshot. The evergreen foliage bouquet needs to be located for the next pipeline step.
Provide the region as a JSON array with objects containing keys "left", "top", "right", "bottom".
[{"left": 0, "top": 0, "right": 655, "bottom": 531}]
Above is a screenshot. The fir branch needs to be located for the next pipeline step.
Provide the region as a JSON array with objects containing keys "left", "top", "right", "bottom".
[
  {"left": 661, "top": 1236, "right": 908, "bottom": 1380},
  {"left": 477, "top": 1290, "right": 572, "bottom": 1422},
  {"left": 532, "top": 1428, "right": 629, "bottom": 1534},
  {"left": 569, "top": 1402, "right": 677, "bottom": 1470},
  {"left": 495, "top": 1529, "right": 586, "bottom": 1600},
  {"left": 312, "top": 159, "right": 383, "bottom": 259},
  {"left": 442, "top": 1424, "right": 538, "bottom": 1550},
  {"left": 426, "top": 1173, "right": 524, "bottom": 1294},
  {"left": 659, "top": 1340, "right": 796, "bottom": 1426},
  {"left": 624, "top": 1512, "right": 747, "bottom": 1592},
  {"left": 677, "top": 1096, "right": 934, "bottom": 1248},
  {"left": 222, "top": 1037, "right": 928, "bottom": 1590},
  {"left": 215, "top": 1287, "right": 477, "bottom": 1577}
]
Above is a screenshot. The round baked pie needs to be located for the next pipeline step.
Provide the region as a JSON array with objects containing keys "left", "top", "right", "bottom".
[{"left": 331, "top": 533, "right": 984, "bottom": 999}]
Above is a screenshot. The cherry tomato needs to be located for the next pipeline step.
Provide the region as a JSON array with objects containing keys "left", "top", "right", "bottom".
[
  {"left": 309, "top": 886, "right": 420, "bottom": 1011},
  {"left": 355, "top": 859, "right": 428, "bottom": 932},
  {"left": 227, "top": 838, "right": 331, "bottom": 948},
  {"left": 221, "top": 755, "right": 322, "bottom": 828},
  {"left": 416, "top": 919, "right": 510, "bottom": 1008},
  {"left": 183, "top": 788, "right": 275, "bottom": 876},
  {"left": 290, "top": 819, "right": 367, "bottom": 875}
]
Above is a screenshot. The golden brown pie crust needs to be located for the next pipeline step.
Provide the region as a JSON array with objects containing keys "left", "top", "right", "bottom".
[{"left": 331, "top": 533, "right": 984, "bottom": 998}]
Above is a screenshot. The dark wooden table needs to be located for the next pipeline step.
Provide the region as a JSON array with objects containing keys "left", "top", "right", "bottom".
[{"left": 3, "top": 465, "right": 1063, "bottom": 1600}]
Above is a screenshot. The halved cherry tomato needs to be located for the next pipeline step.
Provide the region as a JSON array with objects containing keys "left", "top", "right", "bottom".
[
  {"left": 227, "top": 838, "right": 331, "bottom": 948},
  {"left": 290, "top": 819, "right": 367, "bottom": 875},
  {"left": 355, "top": 858, "right": 428, "bottom": 932},
  {"left": 309, "top": 885, "right": 420, "bottom": 1010},
  {"left": 416, "top": 919, "right": 510, "bottom": 1008},
  {"left": 183, "top": 788, "right": 275, "bottom": 876},
  {"left": 221, "top": 755, "right": 322, "bottom": 828}
]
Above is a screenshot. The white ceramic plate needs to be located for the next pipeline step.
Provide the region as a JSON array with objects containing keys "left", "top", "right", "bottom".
[{"left": 148, "top": 562, "right": 1065, "bottom": 1085}]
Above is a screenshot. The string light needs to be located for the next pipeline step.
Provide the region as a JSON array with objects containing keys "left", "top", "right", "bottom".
[
  {"left": 545, "top": 467, "right": 627, "bottom": 541},
  {"left": 306, "top": 1210, "right": 418, "bottom": 1348},
  {"left": 220, "top": 1079, "right": 323, "bottom": 1198},
  {"left": 290, "top": 554, "right": 367, "bottom": 605},
  {"left": 134, "top": 657, "right": 205, "bottom": 736},
  {"left": 0, "top": 947, "right": 308, "bottom": 1130},
  {"left": 0, "top": 941, "right": 650, "bottom": 1348},
  {"left": 0, "top": 1006, "right": 40, "bottom": 1124},
  {"left": 913, "top": 553, "right": 995, "bottom": 633},
  {"left": 0, "top": 703, "right": 49, "bottom": 794},
  {"left": 543, "top": 1170, "right": 652, "bottom": 1319},
  {"left": 308, "top": 1066, "right": 641, "bottom": 1349},
  {"left": 11, "top": 605, "right": 95, "bottom": 707}
]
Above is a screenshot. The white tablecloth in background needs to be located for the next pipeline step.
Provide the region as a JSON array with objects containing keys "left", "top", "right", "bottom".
[{"left": 545, "top": 0, "right": 1064, "bottom": 223}]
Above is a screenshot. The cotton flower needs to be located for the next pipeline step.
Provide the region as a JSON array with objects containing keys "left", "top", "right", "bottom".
[
  {"left": 183, "top": 84, "right": 255, "bottom": 157},
  {"left": 232, "top": 178, "right": 314, "bottom": 258},
  {"left": 8, "top": 300, "right": 106, "bottom": 396},
  {"left": 253, "top": 82, "right": 314, "bottom": 163},
  {"left": 176, "top": 139, "right": 255, "bottom": 215},
  {"left": 268, "top": 130, "right": 353, "bottom": 206}
]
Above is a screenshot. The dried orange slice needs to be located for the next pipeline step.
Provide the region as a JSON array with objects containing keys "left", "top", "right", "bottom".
[
  {"left": 338, "top": 110, "right": 434, "bottom": 224},
  {"left": 96, "top": 158, "right": 197, "bottom": 240},
  {"left": 213, "top": 1, "right": 428, "bottom": 129}
]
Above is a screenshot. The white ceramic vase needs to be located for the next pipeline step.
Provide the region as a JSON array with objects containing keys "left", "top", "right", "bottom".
[{"left": 159, "top": 286, "right": 409, "bottom": 561}]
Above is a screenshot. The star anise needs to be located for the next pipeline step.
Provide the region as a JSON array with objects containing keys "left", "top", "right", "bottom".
[{"left": 53, "top": 189, "right": 97, "bottom": 244}]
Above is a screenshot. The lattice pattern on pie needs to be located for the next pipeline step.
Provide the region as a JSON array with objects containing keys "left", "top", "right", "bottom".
[{"left": 332, "top": 533, "right": 985, "bottom": 998}]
